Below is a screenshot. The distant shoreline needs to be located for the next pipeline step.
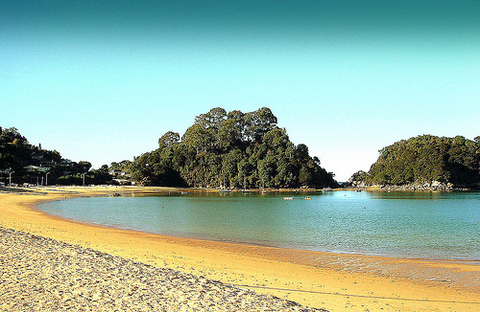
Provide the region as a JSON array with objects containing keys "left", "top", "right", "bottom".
[
  {"left": 3, "top": 184, "right": 478, "bottom": 196},
  {"left": 343, "top": 184, "right": 478, "bottom": 192}
]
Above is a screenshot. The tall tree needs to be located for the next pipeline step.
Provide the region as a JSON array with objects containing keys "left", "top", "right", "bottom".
[
  {"left": 244, "top": 107, "right": 278, "bottom": 143},
  {"left": 158, "top": 131, "right": 180, "bottom": 149},
  {"left": 366, "top": 135, "right": 480, "bottom": 187},
  {"left": 129, "top": 107, "right": 338, "bottom": 188}
]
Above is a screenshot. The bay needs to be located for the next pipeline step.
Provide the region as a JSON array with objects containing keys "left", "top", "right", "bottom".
[{"left": 38, "top": 191, "right": 480, "bottom": 261}]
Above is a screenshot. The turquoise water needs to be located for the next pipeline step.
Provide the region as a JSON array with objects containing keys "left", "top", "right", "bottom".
[{"left": 38, "top": 191, "right": 480, "bottom": 260}]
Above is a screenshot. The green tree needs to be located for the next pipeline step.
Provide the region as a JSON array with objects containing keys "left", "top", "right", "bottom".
[
  {"left": 158, "top": 131, "right": 180, "bottom": 149},
  {"left": 299, "top": 166, "right": 312, "bottom": 186},
  {"left": 217, "top": 112, "right": 246, "bottom": 150},
  {"left": 258, "top": 154, "right": 276, "bottom": 188},
  {"left": 182, "top": 124, "right": 210, "bottom": 154},
  {"left": 244, "top": 107, "right": 277, "bottom": 143},
  {"left": 366, "top": 135, "right": 480, "bottom": 187},
  {"left": 128, "top": 107, "right": 338, "bottom": 189}
]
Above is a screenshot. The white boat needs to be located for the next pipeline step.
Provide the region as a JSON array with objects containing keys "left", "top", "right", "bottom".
[{"left": 282, "top": 196, "right": 294, "bottom": 200}]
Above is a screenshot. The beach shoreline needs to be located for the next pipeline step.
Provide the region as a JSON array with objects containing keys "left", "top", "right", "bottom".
[
  {"left": 1, "top": 186, "right": 480, "bottom": 311},
  {"left": 0, "top": 226, "right": 325, "bottom": 311}
]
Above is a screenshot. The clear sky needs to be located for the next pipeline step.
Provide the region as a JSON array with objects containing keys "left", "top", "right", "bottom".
[{"left": 2, "top": 0, "right": 479, "bottom": 181}]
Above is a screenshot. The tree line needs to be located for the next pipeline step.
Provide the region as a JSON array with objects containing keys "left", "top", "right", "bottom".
[
  {"left": 129, "top": 107, "right": 338, "bottom": 188},
  {"left": 349, "top": 135, "right": 480, "bottom": 188},
  {"left": 0, "top": 127, "right": 111, "bottom": 186}
]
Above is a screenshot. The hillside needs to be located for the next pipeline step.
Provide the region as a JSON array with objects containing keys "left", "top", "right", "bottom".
[
  {"left": 352, "top": 135, "right": 480, "bottom": 188},
  {"left": 0, "top": 127, "right": 111, "bottom": 186},
  {"left": 129, "top": 107, "right": 338, "bottom": 189}
]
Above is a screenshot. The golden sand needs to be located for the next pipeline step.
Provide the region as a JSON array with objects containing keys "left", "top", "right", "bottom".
[{"left": 1, "top": 186, "right": 479, "bottom": 311}]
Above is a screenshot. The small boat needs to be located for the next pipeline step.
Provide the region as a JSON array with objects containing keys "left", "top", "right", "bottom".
[
  {"left": 283, "top": 196, "right": 294, "bottom": 200},
  {"left": 219, "top": 189, "right": 232, "bottom": 194},
  {"left": 112, "top": 192, "right": 122, "bottom": 197},
  {"left": 304, "top": 196, "right": 312, "bottom": 200}
]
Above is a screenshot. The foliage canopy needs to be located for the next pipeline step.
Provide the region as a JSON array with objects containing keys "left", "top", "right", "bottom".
[
  {"left": 364, "top": 135, "right": 480, "bottom": 187},
  {"left": 130, "top": 107, "right": 338, "bottom": 188},
  {"left": 0, "top": 127, "right": 111, "bottom": 185}
]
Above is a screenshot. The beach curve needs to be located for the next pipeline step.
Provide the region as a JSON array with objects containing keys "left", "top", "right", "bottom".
[{"left": 1, "top": 186, "right": 480, "bottom": 311}]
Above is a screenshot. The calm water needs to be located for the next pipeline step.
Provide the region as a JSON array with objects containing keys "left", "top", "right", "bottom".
[{"left": 38, "top": 191, "right": 480, "bottom": 260}]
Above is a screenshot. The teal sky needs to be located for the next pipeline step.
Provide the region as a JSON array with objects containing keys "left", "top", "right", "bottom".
[{"left": 2, "top": 1, "right": 479, "bottom": 181}]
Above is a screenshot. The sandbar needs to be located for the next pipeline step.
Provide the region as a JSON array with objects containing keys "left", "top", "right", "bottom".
[{"left": 1, "top": 186, "right": 479, "bottom": 311}]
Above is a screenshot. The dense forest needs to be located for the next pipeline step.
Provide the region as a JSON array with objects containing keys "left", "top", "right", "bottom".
[
  {"left": 129, "top": 107, "right": 338, "bottom": 188},
  {"left": 0, "top": 127, "right": 111, "bottom": 186},
  {"left": 351, "top": 135, "right": 480, "bottom": 188},
  {"left": 4, "top": 124, "right": 479, "bottom": 190}
]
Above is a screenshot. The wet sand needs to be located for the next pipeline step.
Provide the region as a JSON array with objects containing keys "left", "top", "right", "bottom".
[{"left": 1, "top": 186, "right": 479, "bottom": 311}]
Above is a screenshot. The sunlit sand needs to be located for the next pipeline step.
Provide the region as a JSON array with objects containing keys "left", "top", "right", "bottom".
[{"left": 1, "top": 186, "right": 479, "bottom": 311}]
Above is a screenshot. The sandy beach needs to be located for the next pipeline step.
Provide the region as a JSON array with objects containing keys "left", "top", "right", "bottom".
[
  {"left": 0, "top": 226, "right": 323, "bottom": 311},
  {"left": 1, "top": 186, "right": 479, "bottom": 311}
]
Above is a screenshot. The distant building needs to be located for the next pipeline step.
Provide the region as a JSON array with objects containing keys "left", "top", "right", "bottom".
[{"left": 109, "top": 169, "right": 130, "bottom": 178}]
